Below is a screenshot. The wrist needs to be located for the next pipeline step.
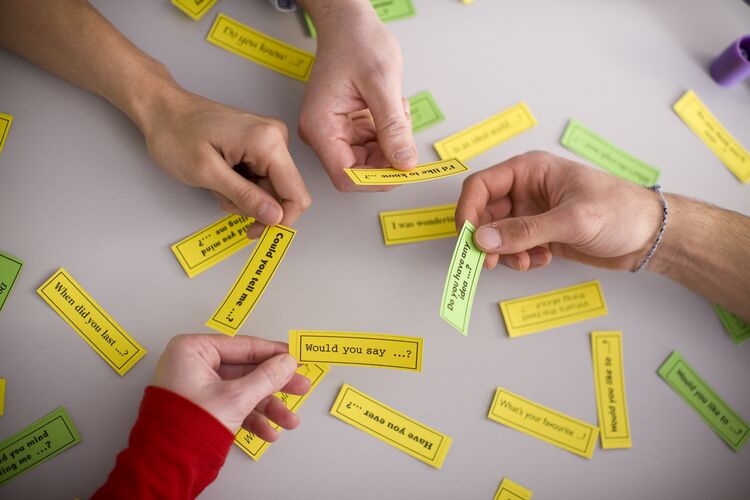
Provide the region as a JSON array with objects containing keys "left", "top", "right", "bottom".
[
  {"left": 299, "top": 0, "right": 377, "bottom": 38},
  {"left": 113, "top": 57, "right": 186, "bottom": 137},
  {"left": 646, "top": 194, "right": 692, "bottom": 276}
]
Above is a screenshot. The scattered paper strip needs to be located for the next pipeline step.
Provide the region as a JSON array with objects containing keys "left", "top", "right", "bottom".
[
  {"left": 37, "top": 268, "right": 147, "bottom": 375},
  {"left": 488, "top": 387, "right": 598, "bottom": 459},
  {"left": 379, "top": 204, "right": 457, "bottom": 246},
  {"left": 434, "top": 102, "right": 536, "bottom": 162},
  {"left": 591, "top": 331, "right": 632, "bottom": 449},
  {"left": 560, "top": 119, "right": 660, "bottom": 185},
  {"left": 673, "top": 90, "right": 750, "bottom": 184},
  {"left": 330, "top": 384, "right": 452, "bottom": 468},
  {"left": 0, "top": 407, "right": 81, "bottom": 486},
  {"left": 207, "top": 13, "right": 315, "bottom": 82},
  {"left": 171, "top": 214, "right": 254, "bottom": 278},
  {"left": 658, "top": 351, "right": 749, "bottom": 452},
  {"left": 499, "top": 280, "right": 608, "bottom": 337}
]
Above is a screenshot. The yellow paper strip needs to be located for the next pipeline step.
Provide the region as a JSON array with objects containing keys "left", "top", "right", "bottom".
[
  {"left": 591, "top": 331, "right": 632, "bottom": 449},
  {"left": 344, "top": 159, "right": 469, "bottom": 185},
  {"left": 171, "top": 0, "right": 218, "bottom": 21},
  {"left": 673, "top": 90, "right": 750, "bottom": 184},
  {"left": 171, "top": 214, "right": 255, "bottom": 278},
  {"left": 330, "top": 384, "right": 452, "bottom": 468},
  {"left": 37, "top": 268, "right": 147, "bottom": 375},
  {"left": 433, "top": 102, "right": 537, "bottom": 162},
  {"left": 206, "top": 225, "right": 296, "bottom": 336},
  {"left": 206, "top": 13, "right": 315, "bottom": 82},
  {"left": 494, "top": 478, "right": 533, "bottom": 500},
  {"left": 488, "top": 387, "right": 598, "bottom": 459},
  {"left": 289, "top": 331, "right": 422, "bottom": 371},
  {"left": 499, "top": 280, "right": 608, "bottom": 338},
  {"left": 0, "top": 378, "right": 5, "bottom": 416},
  {"left": 234, "top": 362, "right": 329, "bottom": 460},
  {"left": 379, "top": 204, "right": 457, "bottom": 246},
  {"left": 0, "top": 112, "right": 13, "bottom": 154}
]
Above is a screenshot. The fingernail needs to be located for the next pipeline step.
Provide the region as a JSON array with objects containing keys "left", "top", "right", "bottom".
[
  {"left": 476, "top": 226, "right": 502, "bottom": 250},
  {"left": 257, "top": 203, "right": 280, "bottom": 225},
  {"left": 529, "top": 249, "right": 548, "bottom": 267},
  {"left": 393, "top": 147, "right": 416, "bottom": 163}
]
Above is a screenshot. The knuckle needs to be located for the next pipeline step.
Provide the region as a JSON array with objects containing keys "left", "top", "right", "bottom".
[
  {"left": 515, "top": 216, "right": 539, "bottom": 241},
  {"left": 377, "top": 114, "right": 410, "bottom": 138},
  {"left": 235, "top": 187, "right": 261, "bottom": 212}
]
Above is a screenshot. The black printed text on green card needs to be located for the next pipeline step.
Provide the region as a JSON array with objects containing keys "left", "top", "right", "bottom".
[
  {"left": 0, "top": 407, "right": 81, "bottom": 485},
  {"left": 713, "top": 304, "right": 750, "bottom": 345},
  {"left": 658, "top": 351, "right": 749, "bottom": 452},
  {"left": 0, "top": 251, "right": 23, "bottom": 313},
  {"left": 409, "top": 91, "right": 445, "bottom": 133},
  {"left": 440, "top": 221, "right": 485, "bottom": 335},
  {"left": 560, "top": 119, "right": 660, "bottom": 185}
]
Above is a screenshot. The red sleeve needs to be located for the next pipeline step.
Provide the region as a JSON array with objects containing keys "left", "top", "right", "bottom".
[{"left": 91, "top": 386, "right": 234, "bottom": 500}]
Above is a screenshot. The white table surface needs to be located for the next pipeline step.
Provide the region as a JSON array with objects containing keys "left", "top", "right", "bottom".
[{"left": 1, "top": 0, "right": 749, "bottom": 498}]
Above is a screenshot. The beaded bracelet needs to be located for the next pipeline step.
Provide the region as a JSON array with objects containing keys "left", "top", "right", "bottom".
[{"left": 631, "top": 185, "right": 669, "bottom": 273}]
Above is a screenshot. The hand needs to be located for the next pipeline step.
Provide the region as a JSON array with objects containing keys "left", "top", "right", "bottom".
[
  {"left": 298, "top": 2, "right": 417, "bottom": 192},
  {"left": 153, "top": 334, "right": 311, "bottom": 440},
  {"left": 455, "top": 151, "right": 664, "bottom": 272},
  {"left": 142, "top": 89, "right": 311, "bottom": 238}
]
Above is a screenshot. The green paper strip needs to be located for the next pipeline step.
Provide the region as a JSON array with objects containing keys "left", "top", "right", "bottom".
[
  {"left": 658, "top": 351, "right": 749, "bottom": 452},
  {"left": 373, "top": 0, "right": 417, "bottom": 22},
  {"left": 560, "top": 119, "right": 660, "bottom": 186},
  {"left": 713, "top": 305, "right": 750, "bottom": 345},
  {"left": 303, "top": 11, "right": 317, "bottom": 38},
  {"left": 440, "top": 220, "right": 485, "bottom": 335},
  {"left": 303, "top": 1, "right": 415, "bottom": 39},
  {"left": 409, "top": 91, "right": 445, "bottom": 133},
  {"left": 0, "top": 407, "right": 81, "bottom": 485},
  {"left": 0, "top": 251, "right": 23, "bottom": 313}
]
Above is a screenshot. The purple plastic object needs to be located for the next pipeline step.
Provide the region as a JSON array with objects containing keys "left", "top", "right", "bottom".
[{"left": 710, "top": 35, "right": 750, "bottom": 86}]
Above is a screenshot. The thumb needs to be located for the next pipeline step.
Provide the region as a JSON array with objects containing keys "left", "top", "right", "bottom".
[
  {"left": 230, "top": 353, "right": 297, "bottom": 412},
  {"left": 208, "top": 164, "right": 284, "bottom": 226},
  {"left": 474, "top": 209, "right": 572, "bottom": 255},
  {"left": 362, "top": 81, "right": 417, "bottom": 169}
]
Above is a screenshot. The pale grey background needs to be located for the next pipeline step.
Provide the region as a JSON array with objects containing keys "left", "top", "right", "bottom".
[{"left": 1, "top": 0, "right": 749, "bottom": 498}]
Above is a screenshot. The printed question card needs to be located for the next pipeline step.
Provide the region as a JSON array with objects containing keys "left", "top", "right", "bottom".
[
  {"left": 673, "top": 90, "right": 750, "bottom": 183},
  {"left": 379, "top": 204, "right": 457, "bottom": 246},
  {"left": 0, "top": 250, "right": 23, "bottom": 313},
  {"left": 207, "top": 225, "right": 295, "bottom": 336},
  {"left": 344, "top": 159, "right": 468, "bottom": 185},
  {"left": 499, "top": 280, "right": 607, "bottom": 337},
  {"left": 0, "top": 112, "right": 12, "bottom": 154},
  {"left": 658, "top": 351, "right": 749, "bottom": 452},
  {"left": 234, "top": 362, "right": 329, "bottom": 460},
  {"left": 289, "top": 331, "right": 422, "bottom": 371},
  {"left": 330, "top": 384, "right": 452, "bottom": 468},
  {"left": 0, "top": 407, "right": 81, "bottom": 486},
  {"left": 171, "top": 0, "right": 217, "bottom": 20},
  {"left": 433, "top": 102, "right": 537, "bottom": 162},
  {"left": 591, "top": 331, "right": 632, "bottom": 449},
  {"left": 171, "top": 214, "right": 255, "bottom": 278},
  {"left": 560, "top": 119, "right": 660, "bottom": 185},
  {"left": 207, "top": 13, "right": 315, "bottom": 82},
  {"left": 712, "top": 305, "right": 750, "bottom": 345},
  {"left": 488, "top": 388, "right": 598, "bottom": 459},
  {"left": 37, "top": 268, "right": 147, "bottom": 375},
  {"left": 494, "top": 478, "right": 533, "bottom": 500},
  {"left": 409, "top": 91, "right": 445, "bottom": 133},
  {"left": 441, "top": 220, "right": 485, "bottom": 335}
]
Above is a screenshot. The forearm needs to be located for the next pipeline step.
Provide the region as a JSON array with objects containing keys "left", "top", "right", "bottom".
[
  {"left": 649, "top": 194, "right": 750, "bottom": 322},
  {"left": 0, "top": 0, "right": 179, "bottom": 134}
]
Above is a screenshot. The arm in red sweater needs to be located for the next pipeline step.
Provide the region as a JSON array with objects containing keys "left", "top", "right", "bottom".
[{"left": 91, "top": 386, "right": 234, "bottom": 500}]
